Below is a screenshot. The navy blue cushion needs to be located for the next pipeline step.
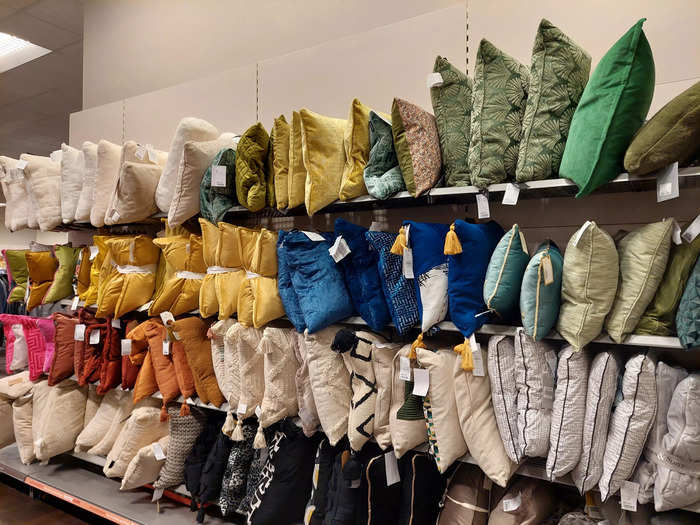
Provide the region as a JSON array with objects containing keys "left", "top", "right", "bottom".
[{"left": 277, "top": 231, "right": 306, "bottom": 332}]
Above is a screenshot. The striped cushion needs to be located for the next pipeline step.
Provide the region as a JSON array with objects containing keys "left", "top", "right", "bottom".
[{"left": 487, "top": 335, "right": 521, "bottom": 464}]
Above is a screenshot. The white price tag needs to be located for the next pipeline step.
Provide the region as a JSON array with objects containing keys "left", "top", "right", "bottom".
[
  {"left": 656, "top": 162, "right": 679, "bottom": 202},
  {"left": 502, "top": 183, "right": 520, "bottom": 205},
  {"left": 682, "top": 214, "right": 700, "bottom": 243},
  {"left": 671, "top": 219, "right": 682, "bottom": 245},
  {"left": 159, "top": 311, "right": 175, "bottom": 325},
  {"left": 412, "top": 368, "right": 429, "bottom": 396},
  {"left": 426, "top": 72, "right": 444, "bottom": 88},
  {"left": 15, "top": 159, "right": 27, "bottom": 170},
  {"left": 120, "top": 339, "right": 132, "bottom": 356},
  {"left": 237, "top": 401, "right": 247, "bottom": 415},
  {"left": 70, "top": 296, "right": 80, "bottom": 310},
  {"left": 211, "top": 165, "right": 227, "bottom": 187},
  {"left": 402, "top": 247, "right": 414, "bottom": 279},
  {"left": 572, "top": 221, "right": 592, "bottom": 247},
  {"left": 502, "top": 492, "right": 521, "bottom": 512},
  {"left": 518, "top": 230, "right": 528, "bottom": 255},
  {"left": 255, "top": 405, "right": 262, "bottom": 418},
  {"left": 399, "top": 356, "right": 412, "bottom": 381},
  {"left": 89, "top": 329, "right": 100, "bottom": 345},
  {"left": 152, "top": 442, "right": 166, "bottom": 461},
  {"left": 476, "top": 193, "right": 490, "bottom": 219},
  {"left": 303, "top": 231, "right": 325, "bottom": 242},
  {"left": 384, "top": 451, "right": 400, "bottom": 486},
  {"left": 620, "top": 480, "right": 639, "bottom": 512},
  {"left": 470, "top": 334, "right": 485, "bottom": 377},
  {"left": 329, "top": 235, "right": 351, "bottom": 263},
  {"left": 74, "top": 324, "right": 86, "bottom": 341},
  {"left": 162, "top": 340, "right": 170, "bottom": 356},
  {"left": 88, "top": 245, "right": 99, "bottom": 260},
  {"left": 111, "top": 318, "right": 121, "bottom": 328},
  {"left": 146, "top": 145, "right": 158, "bottom": 163},
  {"left": 541, "top": 255, "right": 554, "bottom": 285}
]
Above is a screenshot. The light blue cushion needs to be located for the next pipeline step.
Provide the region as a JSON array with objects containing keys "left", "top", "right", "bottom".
[{"left": 520, "top": 241, "right": 563, "bottom": 340}]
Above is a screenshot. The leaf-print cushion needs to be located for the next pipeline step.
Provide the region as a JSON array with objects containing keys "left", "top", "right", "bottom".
[
  {"left": 430, "top": 55, "right": 473, "bottom": 186},
  {"left": 363, "top": 112, "right": 405, "bottom": 200},
  {"left": 516, "top": 19, "right": 591, "bottom": 182},
  {"left": 469, "top": 39, "right": 530, "bottom": 189}
]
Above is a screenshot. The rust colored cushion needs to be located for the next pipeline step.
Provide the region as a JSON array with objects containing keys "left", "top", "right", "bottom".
[
  {"left": 48, "top": 312, "right": 78, "bottom": 386},
  {"left": 132, "top": 352, "right": 158, "bottom": 404},
  {"left": 73, "top": 309, "right": 99, "bottom": 381},
  {"left": 80, "top": 322, "right": 107, "bottom": 387},
  {"left": 97, "top": 322, "right": 123, "bottom": 395},
  {"left": 171, "top": 339, "right": 196, "bottom": 401}
]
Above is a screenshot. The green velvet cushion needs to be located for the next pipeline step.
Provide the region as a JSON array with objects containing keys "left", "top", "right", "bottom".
[
  {"left": 636, "top": 228, "right": 700, "bottom": 336},
  {"left": 516, "top": 19, "right": 591, "bottom": 182},
  {"left": 363, "top": 112, "right": 405, "bottom": 200},
  {"left": 624, "top": 81, "right": 700, "bottom": 176},
  {"left": 483, "top": 224, "right": 530, "bottom": 321},
  {"left": 430, "top": 56, "right": 472, "bottom": 187},
  {"left": 235, "top": 122, "right": 270, "bottom": 212},
  {"left": 676, "top": 256, "right": 700, "bottom": 349},
  {"left": 469, "top": 39, "right": 530, "bottom": 189},
  {"left": 43, "top": 245, "right": 80, "bottom": 304},
  {"left": 559, "top": 18, "right": 655, "bottom": 196},
  {"left": 200, "top": 148, "right": 237, "bottom": 224},
  {"left": 520, "top": 241, "right": 563, "bottom": 340},
  {"left": 3, "top": 249, "right": 28, "bottom": 303}
]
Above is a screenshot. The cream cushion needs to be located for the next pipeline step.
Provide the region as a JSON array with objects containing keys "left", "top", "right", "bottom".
[
  {"left": 75, "top": 388, "right": 128, "bottom": 453},
  {"left": 60, "top": 143, "right": 84, "bottom": 224},
  {"left": 74, "top": 141, "right": 98, "bottom": 222},
  {"left": 0, "top": 156, "right": 30, "bottom": 231},
  {"left": 487, "top": 335, "right": 521, "bottom": 464},
  {"left": 390, "top": 344, "right": 427, "bottom": 458},
  {"left": 0, "top": 370, "right": 33, "bottom": 399},
  {"left": 155, "top": 117, "right": 219, "bottom": 213},
  {"left": 210, "top": 319, "right": 235, "bottom": 401},
  {"left": 34, "top": 379, "right": 88, "bottom": 461},
  {"left": 103, "top": 161, "right": 162, "bottom": 225},
  {"left": 30, "top": 379, "right": 52, "bottom": 463},
  {"left": 20, "top": 153, "right": 61, "bottom": 231},
  {"left": 258, "top": 327, "right": 299, "bottom": 432},
  {"left": 89, "top": 392, "right": 148, "bottom": 457},
  {"left": 0, "top": 397, "right": 14, "bottom": 448},
  {"left": 231, "top": 323, "right": 264, "bottom": 419},
  {"left": 12, "top": 393, "right": 33, "bottom": 464},
  {"left": 91, "top": 140, "right": 122, "bottom": 227},
  {"left": 84, "top": 384, "right": 102, "bottom": 428},
  {"left": 371, "top": 340, "right": 401, "bottom": 450},
  {"left": 223, "top": 322, "right": 244, "bottom": 408},
  {"left": 292, "top": 331, "right": 320, "bottom": 437},
  {"left": 121, "top": 435, "right": 170, "bottom": 491}
]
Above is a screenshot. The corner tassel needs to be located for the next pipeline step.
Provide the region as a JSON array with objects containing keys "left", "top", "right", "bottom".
[
  {"left": 222, "top": 412, "right": 236, "bottom": 436},
  {"left": 180, "top": 402, "right": 190, "bottom": 416},
  {"left": 409, "top": 333, "right": 426, "bottom": 360},
  {"left": 444, "top": 223, "right": 463, "bottom": 255},
  {"left": 454, "top": 338, "right": 474, "bottom": 371},
  {"left": 231, "top": 419, "right": 244, "bottom": 441},
  {"left": 390, "top": 227, "right": 407, "bottom": 255},
  {"left": 253, "top": 425, "right": 267, "bottom": 449},
  {"left": 160, "top": 404, "right": 169, "bottom": 422}
]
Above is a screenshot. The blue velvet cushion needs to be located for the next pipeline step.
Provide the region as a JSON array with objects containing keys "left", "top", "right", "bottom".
[
  {"left": 281, "top": 230, "right": 355, "bottom": 333},
  {"left": 365, "top": 231, "right": 419, "bottom": 335},
  {"left": 277, "top": 230, "right": 306, "bottom": 332},
  {"left": 520, "top": 241, "right": 563, "bottom": 340},
  {"left": 333, "top": 219, "right": 391, "bottom": 332},
  {"left": 447, "top": 220, "right": 505, "bottom": 338}
]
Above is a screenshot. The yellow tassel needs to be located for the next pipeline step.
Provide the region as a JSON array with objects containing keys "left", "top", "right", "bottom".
[
  {"left": 454, "top": 338, "right": 474, "bottom": 371},
  {"left": 390, "top": 227, "right": 407, "bottom": 255},
  {"left": 444, "top": 223, "right": 463, "bottom": 255},
  {"left": 409, "top": 333, "right": 426, "bottom": 360}
]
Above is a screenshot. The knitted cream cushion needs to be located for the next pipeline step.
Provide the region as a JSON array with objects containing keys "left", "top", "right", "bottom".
[
  {"left": 34, "top": 379, "right": 88, "bottom": 461},
  {"left": 223, "top": 322, "right": 249, "bottom": 409},
  {"left": 75, "top": 388, "right": 126, "bottom": 452},
  {"left": 211, "top": 319, "right": 236, "bottom": 401},
  {"left": 121, "top": 435, "right": 170, "bottom": 491},
  {"left": 12, "top": 393, "right": 33, "bottom": 464},
  {"left": 390, "top": 344, "right": 428, "bottom": 458},
  {"left": 88, "top": 389, "right": 135, "bottom": 456},
  {"left": 292, "top": 331, "right": 320, "bottom": 437},
  {"left": 154, "top": 405, "right": 207, "bottom": 490},
  {"left": 487, "top": 335, "right": 521, "bottom": 463},
  {"left": 370, "top": 339, "right": 400, "bottom": 451},
  {"left": 258, "top": 327, "right": 299, "bottom": 431}
]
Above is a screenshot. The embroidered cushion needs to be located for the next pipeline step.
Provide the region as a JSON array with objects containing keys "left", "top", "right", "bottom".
[
  {"left": 339, "top": 98, "right": 374, "bottom": 200},
  {"left": 74, "top": 141, "right": 98, "bottom": 222},
  {"left": 236, "top": 122, "right": 270, "bottom": 212},
  {"left": 483, "top": 224, "right": 529, "bottom": 322},
  {"left": 210, "top": 318, "right": 235, "bottom": 400},
  {"left": 120, "top": 435, "right": 169, "bottom": 490},
  {"left": 21, "top": 153, "right": 62, "bottom": 231},
  {"left": 363, "top": 111, "right": 405, "bottom": 200},
  {"left": 59, "top": 143, "right": 85, "bottom": 223},
  {"left": 520, "top": 241, "right": 564, "bottom": 340},
  {"left": 231, "top": 323, "right": 265, "bottom": 424},
  {"left": 390, "top": 345, "right": 427, "bottom": 458}
]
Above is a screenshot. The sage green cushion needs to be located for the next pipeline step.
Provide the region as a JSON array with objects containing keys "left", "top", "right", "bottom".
[
  {"left": 469, "top": 39, "right": 530, "bottom": 189},
  {"left": 235, "top": 122, "right": 269, "bottom": 212},
  {"left": 557, "top": 222, "right": 618, "bottom": 349},
  {"left": 520, "top": 241, "right": 563, "bottom": 340},
  {"left": 3, "top": 249, "right": 28, "bottom": 303},
  {"left": 559, "top": 18, "right": 655, "bottom": 197},
  {"left": 363, "top": 112, "right": 405, "bottom": 200},
  {"left": 676, "top": 257, "right": 700, "bottom": 349},
  {"left": 200, "top": 148, "right": 237, "bottom": 224},
  {"left": 516, "top": 19, "right": 591, "bottom": 182},
  {"left": 43, "top": 245, "right": 80, "bottom": 304},
  {"left": 430, "top": 55, "right": 472, "bottom": 186},
  {"left": 483, "top": 224, "right": 530, "bottom": 321},
  {"left": 605, "top": 220, "right": 674, "bottom": 343},
  {"left": 636, "top": 231, "right": 700, "bottom": 336},
  {"left": 624, "top": 81, "right": 700, "bottom": 176}
]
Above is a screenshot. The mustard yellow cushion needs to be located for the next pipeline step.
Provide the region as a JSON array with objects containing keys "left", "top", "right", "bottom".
[
  {"left": 339, "top": 98, "right": 372, "bottom": 201},
  {"left": 287, "top": 111, "right": 306, "bottom": 209},
  {"left": 217, "top": 223, "right": 246, "bottom": 320},
  {"left": 271, "top": 115, "right": 290, "bottom": 211},
  {"left": 76, "top": 247, "right": 92, "bottom": 302},
  {"left": 25, "top": 250, "right": 58, "bottom": 310}
]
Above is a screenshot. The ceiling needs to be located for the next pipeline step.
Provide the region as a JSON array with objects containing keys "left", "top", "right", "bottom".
[{"left": 0, "top": 0, "right": 82, "bottom": 159}]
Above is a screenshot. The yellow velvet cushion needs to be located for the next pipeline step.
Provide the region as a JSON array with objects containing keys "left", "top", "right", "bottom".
[
  {"left": 287, "top": 111, "right": 307, "bottom": 209},
  {"left": 340, "top": 98, "right": 373, "bottom": 201},
  {"left": 153, "top": 218, "right": 190, "bottom": 301},
  {"left": 76, "top": 247, "right": 92, "bottom": 302},
  {"left": 301, "top": 109, "right": 347, "bottom": 215},
  {"left": 25, "top": 250, "right": 58, "bottom": 310},
  {"left": 271, "top": 115, "right": 290, "bottom": 210},
  {"left": 199, "top": 219, "right": 220, "bottom": 318}
]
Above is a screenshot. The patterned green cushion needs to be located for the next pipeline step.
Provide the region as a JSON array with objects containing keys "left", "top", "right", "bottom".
[
  {"left": 469, "top": 39, "right": 530, "bottom": 189},
  {"left": 516, "top": 19, "right": 591, "bottom": 182},
  {"left": 430, "top": 56, "right": 472, "bottom": 186},
  {"left": 235, "top": 123, "right": 269, "bottom": 212},
  {"left": 363, "top": 112, "right": 405, "bottom": 200},
  {"left": 200, "top": 148, "right": 237, "bottom": 224},
  {"left": 676, "top": 256, "right": 700, "bottom": 349},
  {"left": 3, "top": 249, "right": 28, "bottom": 302}
]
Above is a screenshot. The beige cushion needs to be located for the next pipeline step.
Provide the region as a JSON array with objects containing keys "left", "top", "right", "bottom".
[
  {"left": 84, "top": 383, "right": 102, "bottom": 428},
  {"left": 89, "top": 391, "right": 145, "bottom": 457},
  {"left": 0, "top": 371, "right": 33, "bottom": 399},
  {"left": 30, "top": 380, "right": 52, "bottom": 462},
  {"left": 223, "top": 321, "right": 244, "bottom": 408},
  {"left": 487, "top": 335, "right": 521, "bottom": 464},
  {"left": 232, "top": 323, "right": 264, "bottom": 419},
  {"left": 487, "top": 477, "right": 555, "bottom": 525},
  {"left": 437, "top": 463, "right": 492, "bottom": 524},
  {"left": 60, "top": 143, "right": 84, "bottom": 224},
  {"left": 210, "top": 319, "right": 235, "bottom": 401},
  {"left": 12, "top": 393, "right": 33, "bottom": 464},
  {"left": 292, "top": 331, "right": 320, "bottom": 437},
  {"left": 35, "top": 379, "right": 88, "bottom": 461},
  {"left": 91, "top": 140, "right": 122, "bottom": 227},
  {"left": 0, "top": 156, "right": 30, "bottom": 231},
  {"left": 390, "top": 344, "right": 427, "bottom": 458},
  {"left": 120, "top": 140, "right": 168, "bottom": 166},
  {"left": 0, "top": 397, "right": 14, "bottom": 448},
  {"left": 74, "top": 141, "right": 98, "bottom": 222},
  {"left": 258, "top": 327, "right": 299, "bottom": 433},
  {"left": 104, "top": 161, "right": 162, "bottom": 225},
  {"left": 121, "top": 435, "right": 169, "bottom": 491},
  {"left": 371, "top": 341, "right": 400, "bottom": 450},
  {"left": 20, "top": 153, "right": 62, "bottom": 231},
  {"left": 75, "top": 388, "right": 126, "bottom": 452}
]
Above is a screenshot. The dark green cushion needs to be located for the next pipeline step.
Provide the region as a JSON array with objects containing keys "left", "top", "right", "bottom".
[
  {"left": 235, "top": 122, "right": 269, "bottom": 212},
  {"left": 430, "top": 56, "right": 472, "bottom": 186},
  {"left": 559, "top": 18, "right": 655, "bottom": 196},
  {"left": 3, "top": 249, "right": 28, "bottom": 302},
  {"left": 624, "top": 81, "right": 700, "bottom": 176},
  {"left": 363, "top": 111, "right": 405, "bottom": 200},
  {"left": 516, "top": 19, "right": 591, "bottom": 182},
  {"left": 200, "top": 148, "right": 237, "bottom": 224},
  {"left": 676, "top": 256, "right": 700, "bottom": 349}
]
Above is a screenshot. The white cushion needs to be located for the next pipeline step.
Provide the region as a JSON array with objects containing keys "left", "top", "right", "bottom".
[
  {"left": 487, "top": 335, "right": 521, "bottom": 464},
  {"left": 258, "top": 327, "right": 299, "bottom": 432},
  {"left": 389, "top": 344, "right": 427, "bottom": 458},
  {"left": 121, "top": 435, "right": 169, "bottom": 491},
  {"left": 223, "top": 321, "right": 244, "bottom": 408},
  {"left": 91, "top": 140, "right": 122, "bottom": 227},
  {"left": 0, "top": 156, "right": 29, "bottom": 231},
  {"left": 231, "top": 323, "right": 264, "bottom": 419},
  {"left": 12, "top": 393, "right": 33, "bottom": 464},
  {"left": 292, "top": 330, "right": 320, "bottom": 438},
  {"left": 74, "top": 141, "right": 98, "bottom": 222},
  {"left": 34, "top": 379, "right": 87, "bottom": 461},
  {"left": 75, "top": 388, "right": 127, "bottom": 452},
  {"left": 103, "top": 161, "right": 162, "bottom": 225},
  {"left": 29, "top": 379, "right": 52, "bottom": 463},
  {"left": 60, "top": 143, "right": 84, "bottom": 224},
  {"left": 371, "top": 340, "right": 400, "bottom": 450},
  {"left": 89, "top": 390, "right": 138, "bottom": 456},
  {"left": 210, "top": 319, "right": 235, "bottom": 401},
  {"left": 84, "top": 383, "right": 102, "bottom": 428},
  {"left": 155, "top": 117, "right": 219, "bottom": 213},
  {"left": 20, "top": 153, "right": 61, "bottom": 231}
]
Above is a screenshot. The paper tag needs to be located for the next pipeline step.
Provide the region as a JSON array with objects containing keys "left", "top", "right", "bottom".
[
  {"left": 120, "top": 339, "right": 132, "bottom": 356},
  {"left": 545, "top": 350, "right": 557, "bottom": 375},
  {"left": 572, "top": 221, "right": 592, "bottom": 247},
  {"left": 111, "top": 318, "right": 121, "bottom": 328},
  {"left": 350, "top": 478, "right": 361, "bottom": 489},
  {"left": 88, "top": 245, "right": 99, "bottom": 260},
  {"left": 70, "top": 296, "right": 80, "bottom": 310},
  {"left": 162, "top": 340, "right": 170, "bottom": 356},
  {"left": 15, "top": 159, "right": 27, "bottom": 170},
  {"left": 402, "top": 247, "right": 414, "bottom": 279},
  {"left": 255, "top": 405, "right": 262, "bottom": 418},
  {"left": 412, "top": 368, "right": 429, "bottom": 396},
  {"left": 682, "top": 214, "right": 700, "bottom": 243},
  {"left": 74, "top": 324, "right": 86, "bottom": 341},
  {"left": 656, "top": 162, "right": 679, "bottom": 202},
  {"left": 470, "top": 335, "right": 485, "bottom": 377},
  {"left": 384, "top": 451, "right": 400, "bottom": 486},
  {"left": 399, "top": 356, "right": 412, "bottom": 381},
  {"left": 476, "top": 193, "right": 490, "bottom": 219},
  {"left": 502, "top": 491, "right": 521, "bottom": 512},
  {"left": 146, "top": 145, "right": 158, "bottom": 163},
  {"left": 329, "top": 236, "right": 351, "bottom": 263},
  {"left": 502, "top": 183, "right": 520, "bottom": 205},
  {"left": 211, "top": 165, "right": 227, "bottom": 187},
  {"left": 426, "top": 72, "right": 443, "bottom": 88},
  {"left": 152, "top": 488, "right": 163, "bottom": 502},
  {"left": 152, "top": 442, "right": 166, "bottom": 461},
  {"left": 89, "top": 329, "right": 100, "bottom": 345},
  {"left": 303, "top": 231, "right": 325, "bottom": 242},
  {"left": 134, "top": 145, "right": 146, "bottom": 160},
  {"left": 541, "top": 255, "right": 554, "bottom": 285},
  {"left": 237, "top": 401, "right": 247, "bottom": 415},
  {"left": 159, "top": 311, "right": 175, "bottom": 325},
  {"left": 518, "top": 229, "right": 528, "bottom": 255},
  {"left": 669, "top": 219, "right": 682, "bottom": 245},
  {"left": 620, "top": 481, "right": 639, "bottom": 512}
]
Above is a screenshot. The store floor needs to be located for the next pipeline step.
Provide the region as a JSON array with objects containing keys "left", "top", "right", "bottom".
[{"left": 0, "top": 481, "right": 97, "bottom": 525}]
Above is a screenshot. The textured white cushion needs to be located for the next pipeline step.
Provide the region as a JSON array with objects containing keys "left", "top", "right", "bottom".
[
  {"left": 0, "top": 156, "right": 30, "bottom": 231},
  {"left": 121, "top": 435, "right": 170, "bottom": 491},
  {"left": 487, "top": 335, "right": 521, "bottom": 464},
  {"left": 156, "top": 117, "right": 219, "bottom": 213},
  {"left": 91, "top": 140, "right": 122, "bottom": 227},
  {"left": 0, "top": 370, "right": 33, "bottom": 399},
  {"left": 74, "top": 141, "right": 98, "bottom": 222},
  {"left": 20, "top": 153, "right": 61, "bottom": 231},
  {"left": 599, "top": 353, "right": 656, "bottom": 501},
  {"left": 389, "top": 344, "right": 427, "bottom": 458},
  {"left": 371, "top": 340, "right": 400, "bottom": 450},
  {"left": 34, "top": 379, "right": 88, "bottom": 461},
  {"left": 210, "top": 319, "right": 235, "bottom": 401},
  {"left": 292, "top": 330, "right": 320, "bottom": 437},
  {"left": 546, "top": 347, "right": 589, "bottom": 480},
  {"left": 0, "top": 397, "right": 14, "bottom": 448},
  {"left": 571, "top": 351, "right": 621, "bottom": 494},
  {"left": 258, "top": 327, "right": 299, "bottom": 433},
  {"left": 223, "top": 322, "right": 244, "bottom": 408},
  {"left": 75, "top": 388, "right": 127, "bottom": 452},
  {"left": 103, "top": 161, "right": 162, "bottom": 225},
  {"left": 232, "top": 323, "right": 264, "bottom": 420},
  {"left": 60, "top": 143, "right": 84, "bottom": 224},
  {"left": 12, "top": 393, "right": 33, "bottom": 464}
]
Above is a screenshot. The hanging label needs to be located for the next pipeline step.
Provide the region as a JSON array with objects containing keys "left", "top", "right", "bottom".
[
  {"left": 502, "top": 491, "right": 522, "bottom": 512},
  {"left": 412, "top": 368, "right": 429, "bottom": 396},
  {"left": 384, "top": 451, "right": 400, "bottom": 486},
  {"left": 541, "top": 255, "right": 554, "bottom": 285},
  {"left": 682, "top": 214, "right": 700, "bottom": 243},
  {"left": 502, "top": 183, "right": 520, "bottom": 205},
  {"left": 426, "top": 72, "right": 444, "bottom": 88},
  {"left": 255, "top": 405, "right": 262, "bottom": 418},
  {"left": 111, "top": 318, "right": 121, "bottom": 328},
  {"left": 15, "top": 159, "right": 27, "bottom": 170},
  {"left": 399, "top": 356, "right": 412, "bottom": 381},
  {"left": 476, "top": 193, "right": 490, "bottom": 219},
  {"left": 572, "top": 221, "right": 592, "bottom": 247},
  {"left": 303, "top": 231, "right": 325, "bottom": 242},
  {"left": 146, "top": 145, "right": 158, "bottom": 164},
  {"left": 620, "top": 481, "right": 639, "bottom": 512},
  {"left": 162, "top": 340, "right": 170, "bottom": 356},
  {"left": 152, "top": 488, "right": 164, "bottom": 502},
  {"left": 211, "top": 165, "right": 227, "bottom": 187},
  {"left": 120, "top": 339, "right": 132, "bottom": 356},
  {"left": 329, "top": 235, "right": 351, "bottom": 263},
  {"left": 71, "top": 296, "right": 80, "bottom": 310},
  {"left": 88, "top": 245, "right": 99, "bottom": 260},
  {"left": 518, "top": 230, "right": 528, "bottom": 255},
  {"left": 134, "top": 145, "right": 146, "bottom": 160},
  {"left": 152, "top": 442, "right": 166, "bottom": 461},
  {"left": 89, "top": 330, "right": 100, "bottom": 345},
  {"left": 159, "top": 311, "right": 175, "bottom": 325},
  {"left": 74, "top": 324, "right": 86, "bottom": 341},
  {"left": 656, "top": 162, "right": 679, "bottom": 202},
  {"left": 237, "top": 401, "right": 247, "bottom": 415},
  {"left": 402, "top": 247, "right": 414, "bottom": 279},
  {"left": 470, "top": 335, "right": 485, "bottom": 377}
]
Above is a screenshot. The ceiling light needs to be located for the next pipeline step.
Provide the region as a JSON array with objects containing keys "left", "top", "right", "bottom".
[{"left": 0, "top": 32, "right": 50, "bottom": 74}]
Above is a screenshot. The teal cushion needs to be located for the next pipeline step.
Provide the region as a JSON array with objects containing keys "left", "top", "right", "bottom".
[
  {"left": 520, "top": 241, "right": 563, "bottom": 340},
  {"left": 483, "top": 224, "right": 530, "bottom": 321},
  {"left": 676, "top": 256, "right": 700, "bottom": 350},
  {"left": 363, "top": 111, "right": 405, "bottom": 200}
]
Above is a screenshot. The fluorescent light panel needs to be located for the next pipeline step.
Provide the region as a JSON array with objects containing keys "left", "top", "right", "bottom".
[{"left": 0, "top": 32, "right": 50, "bottom": 74}]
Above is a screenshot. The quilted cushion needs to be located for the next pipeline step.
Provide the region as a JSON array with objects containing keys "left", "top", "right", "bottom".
[
  {"left": 25, "top": 250, "right": 58, "bottom": 311},
  {"left": 516, "top": 19, "right": 591, "bottom": 182},
  {"left": 557, "top": 221, "right": 619, "bottom": 349},
  {"left": 677, "top": 256, "right": 700, "bottom": 349},
  {"left": 154, "top": 405, "right": 207, "bottom": 490},
  {"left": 291, "top": 331, "right": 320, "bottom": 437},
  {"left": 34, "top": 379, "right": 87, "bottom": 461},
  {"left": 605, "top": 220, "right": 673, "bottom": 343},
  {"left": 370, "top": 340, "right": 400, "bottom": 450},
  {"left": 60, "top": 143, "right": 85, "bottom": 224},
  {"left": 389, "top": 344, "right": 427, "bottom": 458},
  {"left": 300, "top": 108, "right": 347, "bottom": 215},
  {"left": 91, "top": 140, "right": 122, "bottom": 227},
  {"left": 0, "top": 156, "right": 30, "bottom": 231},
  {"left": 104, "top": 161, "right": 162, "bottom": 225},
  {"left": 363, "top": 111, "right": 405, "bottom": 200},
  {"left": 339, "top": 98, "right": 373, "bottom": 200},
  {"left": 120, "top": 435, "right": 169, "bottom": 490},
  {"left": 484, "top": 224, "right": 529, "bottom": 322},
  {"left": 560, "top": 19, "right": 655, "bottom": 196},
  {"left": 12, "top": 393, "right": 33, "bottom": 464},
  {"left": 487, "top": 335, "right": 521, "bottom": 463},
  {"left": 469, "top": 39, "right": 530, "bottom": 189},
  {"left": 520, "top": 241, "right": 564, "bottom": 340},
  {"left": 269, "top": 115, "right": 290, "bottom": 210},
  {"left": 21, "top": 153, "right": 62, "bottom": 231},
  {"left": 3, "top": 249, "right": 28, "bottom": 302},
  {"left": 74, "top": 141, "right": 98, "bottom": 222},
  {"left": 200, "top": 147, "right": 237, "bottom": 223},
  {"left": 43, "top": 245, "right": 80, "bottom": 304},
  {"left": 235, "top": 122, "right": 270, "bottom": 212},
  {"left": 392, "top": 98, "right": 441, "bottom": 197},
  {"left": 287, "top": 111, "right": 306, "bottom": 209}
]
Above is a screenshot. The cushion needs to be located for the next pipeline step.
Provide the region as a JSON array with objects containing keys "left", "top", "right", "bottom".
[
  {"left": 392, "top": 98, "right": 441, "bottom": 197},
  {"left": 0, "top": 371, "right": 32, "bottom": 399},
  {"left": 231, "top": 323, "right": 265, "bottom": 424},
  {"left": 303, "top": 438, "right": 342, "bottom": 524},
  {"left": 363, "top": 111, "right": 405, "bottom": 200},
  {"left": 156, "top": 117, "right": 219, "bottom": 212},
  {"left": 557, "top": 221, "right": 619, "bottom": 349},
  {"left": 468, "top": 39, "right": 530, "bottom": 189},
  {"left": 74, "top": 141, "right": 98, "bottom": 222},
  {"left": 437, "top": 463, "right": 491, "bottom": 524},
  {"left": 430, "top": 55, "right": 473, "bottom": 187},
  {"left": 371, "top": 340, "right": 400, "bottom": 450},
  {"left": 560, "top": 19, "right": 655, "bottom": 196},
  {"left": 300, "top": 108, "right": 347, "bottom": 215},
  {"left": 397, "top": 450, "right": 447, "bottom": 524},
  {"left": 60, "top": 143, "right": 85, "bottom": 224},
  {"left": 339, "top": 98, "right": 373, "bottom": 200},
  {"left": 287, "top": 111, "right": 307, "bottom": 209},
  {"left": 196, "top": 428, "right": 235, "bottom": 515},
  {"left": 84, "top": 383, "right": 102, "bottom": 427},
  {"left": 637, "top": 231, "right": 700, "bottom": 335},
  {"left": 292, "top": 331, "right": 320, "bottom": 438},
  {"left": 514, "top": 330, "right": 556, "bottom": 459},
  {"left": 486, "top": 336, "right": 521, "bottom": 463},
  {"left": 484, "top": 224, "right": 530, "bottom": 322},
  {"left": 76, "top": 247, "right": 92, "bottom": 301},
  {"left": 104, "top": 161, "right": 162, "bottom": 225},
  {"left": 94, "top": 322, "right": 123, "bottom": 394},
  {"left": 131, "top": 351, "right": 159, "bottom": 405},
  {"left": 605, "top": 220, "right": 673, "bottom": 343},
  {"left": 20, "top": 153, "right": 62, "bottom": 231},
  {"left": 390, "top": 344, "right": 428, "bottom": 458},
  {"left": 75, "top": 387, "right": 126, "bottom": 452},
  {"left": 91, "top": 140, "right": 122, "bottom": 227},
  {"left": 598, "top": 353, "right": 656, "bottom": 501},
  {"left": 25, "top": 250, "right": 58, "bottom": 311},
  {"left": 154, "top": 405, "right": 207, "bottom": 490},
  {"left": 120, "top": 435, "right": 169, "bottom": 490},
  {"left": 487, "top": 477, "right": 555, "bottom": 525},
  {"left": 520, "top": 241, "right": 564, "bottom": 340},
  {"left": 3, "top": 249, "right": 28, "bottom": 303},
  {"left": 210, "top": 318, "right": 235, "bottom": 401},
  {"left": 270, "top": 115, "right": 290, "bottom": 210},
  {"left": 92, "top": 395, "right": 159, "bottom": 458},
  {"left": 34, "top": 379, "right": 87, "bottom": 461},
  {"left": 104, "top": 405, "right": 169, "bottom": 478},
  {"left": 43, "top": 245, "right": 80, "bottom": 304},
  {"left": 0, "top": 156, "right": 30, "bottom": 231},
  {"left": 0, "top": 397, "right": 14, "bottom": 448},
  {"left": 334, "top": 218, "right": 391, "bottom": 332},
  {"left": 236, "top": 122, "right": 270, "bottom": 212},
  {"left": 276, "top": 230, "right": 306, "bottom": 332},
  {"left": 676, "top": 256, "right": 700, "bottom": 349},
  {"left": 218, "top": 419, "right": 258, "bottom": 516},
  {"left": 0, "top": 315, "right": 28, "bottom": 373},
  {"left": 184, "top": 412, "right": 226, "bottom": 511},
  {"left": 200, "top": 147, "right": 238, "bottom": 223},
  {"left": 12, "top": 393, "right": 33, "bottom": 464},
  {"left": 516, "top": 19, "right": 591, "bottom": 182},
  {"left": 363, "top": 445, "right": 403, "bottom": 524},
  {"left": 29, "top": 379, "right": 52, "bottom": 461},
  {"left": 36, "top": 317, "right": 55, "bottom": 376},
  {"left": 305, "top": 325, "right": 351, "bottom": 446},
  {"left": 223, "top": 322, "right": 248, "bottom": 408}
]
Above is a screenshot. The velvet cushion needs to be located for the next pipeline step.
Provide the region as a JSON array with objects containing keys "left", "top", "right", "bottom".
[
  {"left": 363, "top": 112, "right": 405, "bottom": 199},
  {"left": 236, "top": 123, "right": 270, "bottom": 212},
  {"left": 3, "top": 249, "right": 28, "bottom": 303},
  {"left": 43, "top": 245, "right": 81, "bottom": 304},
  {"left": 200, "top": 147, "right": 238, "bottom": 223},
  {"left": 48, "top": 313, "right": 78, "bottom": 385},
  {"left": 676, "top": 256, "right": 700, "bottom": 349},
  {"left": 519, "top": 241, "right": 564, "bottom": 340},
  {"left": 270, "top": 115, "right": 290, "bottom": 210},
  {"left": 287, "top": 111, "right": 306, "bottom": 209},
  {"left": 276, "top": 230, "right": 306, "bottom": 332},
  {"left": 60, "top": 143, "right": 85, "bottom": 224},
  {"left": 25, "top": 250, "right": 58, "bottom": 310},
  {"left": 339, "top": 98, "right": 373, "bottom": 200},
  {"left": 103, "top": 161, "right": 162, "bottom": 225}
]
